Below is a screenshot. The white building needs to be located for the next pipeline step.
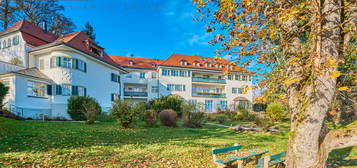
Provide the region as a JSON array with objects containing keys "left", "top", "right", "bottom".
[
  {"left": 109, "top": 55, "right": 163, "bottom": 102},
  {"left": 0, "top": 20, "right": 127, "bottom": 119},
  {"left": 0, "top": 20, "right": 253, "bottom": 119}
]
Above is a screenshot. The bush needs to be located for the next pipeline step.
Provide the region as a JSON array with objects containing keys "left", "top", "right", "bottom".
[
  {"left": 67, "top": 96, "right": 101, "bottom": 121},
  {"left": 255, "top": 117, "right": 274, "bottom": 130},
  {"left": 83, "top": 99, "right": 101, "bottom": 124},
  {"left": 236, "top": 108, "right": 256, "bottom": 121},
  {"left": 182, "top": 101, "right": 205, "bottom": 128},
  {"left": 214, "top": 114, "right": 228, "bottom": 124},
  {"left": 111, "top": 100, "right": 143, "bottom": 128},
  {"left": 0, "top": 83, "right": 9, "bottom": 109},
  {"left": 97, "top": 114, "right": 116, "bottom": 122},
  {"left": 159, "top": 109, "right": 178, "bottom": 127},
  {"left": 144, "top": 109, "right": 158, "bottom": 127},
  {"left": 149, "top": 96, "right": 183, "bottom": 117},
  {"left": 266, "top": 102, "right": 287, "bottom": 122}
]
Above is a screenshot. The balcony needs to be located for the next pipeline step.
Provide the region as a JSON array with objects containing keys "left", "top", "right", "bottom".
[
  {"left": 192, "top": 92, "right": 226, "bottom": 98},
  {"left": 124, "top": 91, "right": 148, "bottom": 97},
  {"left": 192, "top": 77, "right": 226, "bottom": 84}
]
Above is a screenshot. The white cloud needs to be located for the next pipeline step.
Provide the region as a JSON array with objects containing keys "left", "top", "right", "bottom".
[{"left": 188, "top": 33, "right": 210, "bottom": 46}]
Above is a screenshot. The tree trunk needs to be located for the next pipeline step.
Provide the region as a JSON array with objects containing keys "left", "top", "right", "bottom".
[{"left": 286, "top": 0, "right": 343, "bottom": 167}]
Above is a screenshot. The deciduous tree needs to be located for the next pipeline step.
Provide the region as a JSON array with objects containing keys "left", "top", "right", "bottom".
[{"left": 192, "top": 0, "right": 357, "bottom": 167}]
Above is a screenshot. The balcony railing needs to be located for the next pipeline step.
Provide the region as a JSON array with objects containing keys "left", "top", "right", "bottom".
[
  {"left": 192, "top": 92, "right": 226, "bottom": 98},
  {"left": 124, "top": 91, "right": 148, "bottom": 97},
  {"left": 192, "top": 77, "right": 226, "bottom": 84}
]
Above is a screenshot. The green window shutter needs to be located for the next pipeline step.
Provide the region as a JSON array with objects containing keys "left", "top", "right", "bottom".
[
  {"left": 72, "top": 86, "right": 78, "bottom": 95},
  {"left": 84, "top": 63, "right": 87, "bottom": 72},
  {"left": 72, "top": 59, "right": 77, "bottom": 69},
  {"left": 47, "top": 85, "right": 52, "bottom": 95},
  {"left": 56, "top": 85, "right": 62, "bottom": 95},
  {"left": 50, "top": 58, "right": 53, "bottom": 68},
  {"left": 232, "top": 88, "right": 235, "bottom": 94},
  {"left": 111, "top": 94, "right": 114, "bottom": 101},
  {"left": 188, "top": 71, "right": 191, "bottom": 77},
  {"left": 84, "top": 88, "right": 87, "bottom": 96},
  {"left": 111, "top": 73, "right": 115, "bottom": 82},
  {"left": 56, "top": 56, "right": 61, "bottom": 67}
]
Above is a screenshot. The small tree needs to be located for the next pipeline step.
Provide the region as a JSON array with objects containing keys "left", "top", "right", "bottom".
[
  {"left": 182, "top": 101, "right": 205, "bottom": 128},
  {"left": 67, "top": 96, "right": 100, "bottom": 121},
  {"left": 149, "top": 96, "right": 183, "bottom": 116},
  {"left": 111, "top": 100, "right": 143, "bottom": 128},
  {"left": 83, "top": 99, "right": 101, "bottom": 124},
  {"left": 265, "top": 102, "right": 287, "bottom": 123},
  {"left": 144, "top": 109, "right": 158, "bottom": 127},
  {"left": 0, "top": 83, "right": 9, "bottom": 109}
]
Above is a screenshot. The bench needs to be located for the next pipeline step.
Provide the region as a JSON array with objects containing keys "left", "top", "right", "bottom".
[
  {"left": 256, "top": 152, "right": 286, "bottom": 168},
  {"left": 212, "top": 143, "right": 242, "bottom": 168}
]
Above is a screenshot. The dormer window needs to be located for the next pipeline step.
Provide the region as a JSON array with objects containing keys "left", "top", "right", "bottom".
[
  {"left": 180, "top": 60, "right": 188, "bottom": 66},
  {"left": 85, "top": 40, "right": 104, "bottom": 56},
  {"left": 129, "top": 60, "right": 135, "bottom": 65},
  {"left": 151, "top": 63, "right": 157, "bottom": 67},
  {"left": 194, "top": 61, "right": 200, "bottom": 67},
  {"left": 206, "top": 63, "right": 212, "bottom": 67}
]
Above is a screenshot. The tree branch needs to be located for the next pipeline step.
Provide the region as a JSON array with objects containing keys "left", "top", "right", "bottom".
[{"left": 322, "top": 121, "right": 357, "bottom": 152}]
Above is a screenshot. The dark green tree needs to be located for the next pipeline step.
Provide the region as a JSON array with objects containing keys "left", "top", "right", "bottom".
[{"left": 83, "top": 22, "right": 96, "bottom": 41}]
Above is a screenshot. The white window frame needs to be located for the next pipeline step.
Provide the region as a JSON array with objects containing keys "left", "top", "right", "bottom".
[
  {"left": 27, "top": 81, "right": 47, "bottom": 98},
  {"left": 62, "top": 57, "right": 72, "bottom": 68}
]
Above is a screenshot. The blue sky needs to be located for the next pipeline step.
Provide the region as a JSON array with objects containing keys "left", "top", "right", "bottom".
[{"left": 60, "top": 0, "right": 217, "bottom": 60}]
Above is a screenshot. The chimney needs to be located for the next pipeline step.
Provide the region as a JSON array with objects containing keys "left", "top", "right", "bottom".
[{"left": 42, "top": 20, "right": 48, "bottom": 33}]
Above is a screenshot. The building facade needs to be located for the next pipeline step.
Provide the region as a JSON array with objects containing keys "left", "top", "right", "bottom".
[{"left": 0, "top": 20, "right": 253, "bottom": 120}]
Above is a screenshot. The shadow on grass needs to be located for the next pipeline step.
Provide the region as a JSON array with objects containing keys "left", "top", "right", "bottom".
[
  {"left": 327, "top": 147, "right": 357, "bottom": 167},
  {"left": 0, "top": 119, "right": 287, "bottom": 154}
]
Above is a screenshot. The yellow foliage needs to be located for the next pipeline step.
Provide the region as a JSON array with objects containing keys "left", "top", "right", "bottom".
[
  {"left": 283, "top": 77, "right": 303, "bottom": 85},
  {"left": 329, "top": 71, "right": 341, "bottom": 78},
  {"left": 338, "top": 87, "right": 349, "bottom": 91}
]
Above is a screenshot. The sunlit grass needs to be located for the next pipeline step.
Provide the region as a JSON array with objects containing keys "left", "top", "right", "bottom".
[{"left": 0, "top": 117, "right": 355, "bottom": 167}]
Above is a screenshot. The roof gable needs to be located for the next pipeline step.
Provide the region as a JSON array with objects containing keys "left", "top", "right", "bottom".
[{"left": 109, "top": 55, "right": 164, "bottom": 70}]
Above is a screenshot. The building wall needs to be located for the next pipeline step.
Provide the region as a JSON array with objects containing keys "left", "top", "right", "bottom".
[
  {"left": 157, "top": 66, "right": 253, "bottom": 112},
  {"left": 0, "top": 61, "right": 22, "bottom": 74},
  {"left": 0, "top": 32, "right": 28, "bottom": 67},
  {"left": 120, "top": 68, "right": 159, "bottom": 101},
  {"left": 29, "top": 49, "right": 123, "bottom": 118}
]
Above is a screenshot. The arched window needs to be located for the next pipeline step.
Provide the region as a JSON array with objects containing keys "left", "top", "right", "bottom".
[
  {"left": 180, "top": 60, "right": 187, "bottom": 66},
  {"left": 128, "top": 60, "right": 134, "bottom": 65},
  {"left": 194, "top": 61, "right": 200, "bottom": 67}
]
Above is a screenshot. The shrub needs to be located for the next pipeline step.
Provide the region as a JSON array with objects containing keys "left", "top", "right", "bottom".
[
  {"left": 83, "top": 99, "right": 101, "bottom": 124},
  {"left": 0, "top": 83, "right": 9, "bottom": 109},
  {"left": 67, "top": 96, "right": 100, "bottom": 121},
  {"left": 236, "top": 108, "right": 256, "bottom": 121},
  {"left": 266, "top": 102, "right": 287, "bottom": 122},
  {"left": 214, "top": 114, "right": 228, "bottom": 124},
  {"left": 182, "top": 101, "right": 205, "bottom": 128},
  {"left": 159, "top": 109, "right": 178, "bottom": 127},
  {"left": 111, "top": 100, "right": 142, "bottom": 128},
  {"left": 254, "top": 117, "right": 274, "bottom": 130},
  {"left": 97, "top": 114, "right": 116, "bottom": 122},
  {"left": 149, "top": 96, "right": 183, "bottom": 117},
  {"left": 144, "top": 109, "right": 158, "bottom": 127}
]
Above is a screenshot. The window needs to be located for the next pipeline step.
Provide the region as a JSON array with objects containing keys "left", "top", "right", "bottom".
[
  {"left": 111, "top": 73, "right": 120, "bottom": 83},
  {"left": 234, "top": 74, "right": 240, "bottom": 80},
  {"left": 12, "top": 35, "right": 19, "bottom": 45},
  {"left": 151, "top": 86, "right": 158, "bottom": 93},
  {"left": 167, "top": 84, "right": 185, "bottom": 91},
  {"left": 27, "top": 81, "right": 47, "bottom": 97},
  {"left": 220, "top": 101, "right": 227, "bottom": 110},
  {"left": 7, "top": 39, "right": 11, "bottom": 47},
  {"left": 171, "top": 70, "right": 178, "bottom": 76},
  {"left": 140, "top": 72, "right": 145, "bottom": 79},
  {"left": 151, "top": 72, "right": 157, "bottom": 79},
  {"left": 227, "top": 75, "right": 232, "bottom": 80},
  {"left": 162, "top": 69, "right": 170, "bottom": 76},
  {"left": 61, "top": 85, "right": 72, "bottom": 96},
  {"left": 151, "top": 63, "right": 157, "bottom": 67},
  {"left": 181, "top": 60, "right": 187, "bottom": 66},
  {"left": 205, "top": 100, "right": 213, "bottom": 112},
  {"left": 111, "top": 93, "right": 119, "bottom": 101},
  {"left": 62, "top": 57, "right": 72, "bottom": 68},
  {"left": 39, "top": 59, "right": 44, "bottom": 70},
  {"left": 126, "top": 74, "right": 132, "bottom": 78},
  {"left": 242, "top": 75, "right": 247, "bottom": 81},
  {"left": 77, "top": 60, "right": 86, "bottom": 71},
  {"left": 78, "top": 86, "right": 86, "bottom": 96},
  {"left": 129, "top": 60, "right": 134, "bottom": 65},
  {"left": 232, "top": 88, "right": 237, "bottom": 94},
  {"left": 3, "top": 40, "right": 6, "bottom": 48},
  {"left": 179, "top": 70, "right": 185, "bottom": 77}
]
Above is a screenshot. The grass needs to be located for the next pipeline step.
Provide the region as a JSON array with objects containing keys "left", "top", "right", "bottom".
[{"left": 0, "top": 117, "right": 356, "bottom": 168}]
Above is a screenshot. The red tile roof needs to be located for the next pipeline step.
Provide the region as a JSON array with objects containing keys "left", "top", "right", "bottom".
[
  {"left": 161, "top": 54, "right": 250, "bottom": 73},
  {"left": 0, "top": 20, "right": 57, "bottom": 47},
  {"left": 1, "top": 20, "right": 126, "bottom": 72},
  {"left": 109, "top": 55, "right": 164, "bottom": 70}
]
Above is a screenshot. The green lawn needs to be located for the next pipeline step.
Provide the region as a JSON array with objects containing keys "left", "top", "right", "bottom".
[{"left": 0, "top": 117, "right": 356, "bottom": 167}]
